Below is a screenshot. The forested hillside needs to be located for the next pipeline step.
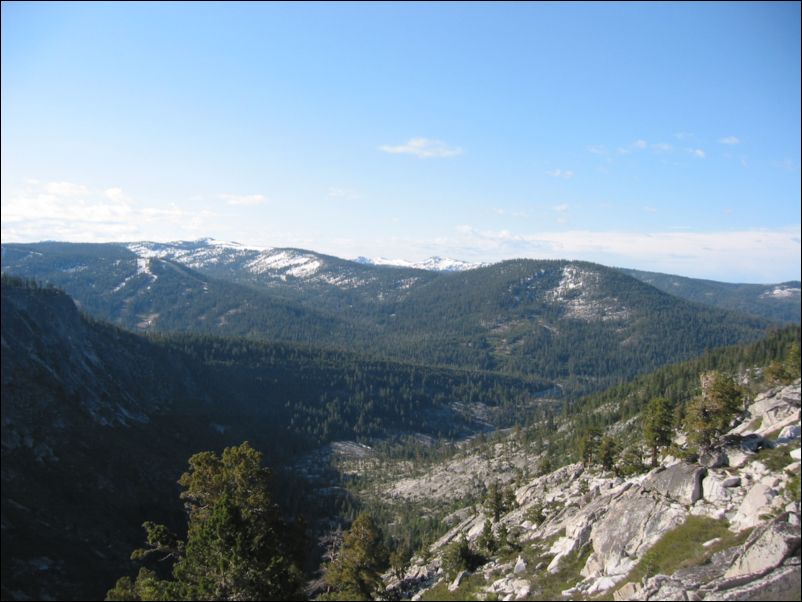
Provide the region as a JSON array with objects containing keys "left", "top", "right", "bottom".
[
  {"left": 1, "top": 241, "right": 775, "bottom": 395},
  {"left": 620, "top": 267, "right": 801, "bottom": 324},
  {"left": 0, "top": 276, "right": 546, "bottom": 600}
]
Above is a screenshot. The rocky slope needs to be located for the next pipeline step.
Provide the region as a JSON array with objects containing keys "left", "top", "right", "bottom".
[{"left": 381, "top": 382, "right": 801, "bottom": 601}]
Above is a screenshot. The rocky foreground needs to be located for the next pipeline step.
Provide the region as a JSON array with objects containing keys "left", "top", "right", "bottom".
[{"left": 383, "top": 382, "right": 801, "bottom": 601}]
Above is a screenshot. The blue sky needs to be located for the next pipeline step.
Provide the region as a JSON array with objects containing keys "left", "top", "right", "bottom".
[{"left": 2, "top": 1, "right": 800, "bottom": 282}]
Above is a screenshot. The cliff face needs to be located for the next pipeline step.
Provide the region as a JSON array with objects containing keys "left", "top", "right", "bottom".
[{"left": 384, "top": 383, "right": 801, "bottom": 601}]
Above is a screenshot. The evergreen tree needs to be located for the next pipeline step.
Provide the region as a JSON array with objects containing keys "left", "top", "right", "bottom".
[
  {"left": 642, "top": 397, "right": 674, "bottom": 466},
  {"left": 106, "top": 442, "right": 302, "bottom": 601},
  {"left": 616, "top": 445, "right": 646, "bottom": 477},
  {"left": 598, "top": 435, "right": 619, "bottom": 471},
  {"left": 787, "top": 341, "right": 801, "bottom": 378},
  {"left": 484, "top": 481, "right": 504, "bottom": 522},
  {"left": 578, "top": 427, "right": 602, "bottom": 465},
  {"left": 477, "top": 519, "right": 497, "bottom": 555},
  {"left": 685, "top": 372, "right": 743, "bottom": 450},
  {"left": 441, "top": 535, "right": 483, "bottom": 579},
  {"left": 323, "top": 513, "right": 387, "bottom": 601}
]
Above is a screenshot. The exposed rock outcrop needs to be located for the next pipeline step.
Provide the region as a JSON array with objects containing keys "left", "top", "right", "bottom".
[
  {"left": 641, "top": 463, "right": 708, "bottom": 505},
  {"left": 617, "top": 513, "right": 801, "bottom": 601},
  {"left": 385, "top": 382, "right": 801, "bottom": 601}
]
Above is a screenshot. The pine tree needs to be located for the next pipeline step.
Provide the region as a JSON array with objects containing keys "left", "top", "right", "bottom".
[
  {"left": 484, "top": 480, "right": 504, "bottom": 522},
  {"left": 642, "top": 397, "right": 674, "bottom": 466},
  {"left": 106, "top": 442, "right": 302, "bottom": 601},
  {"left": 578, "top": 427, "right": 602, "bottom": 465},
  {"left": 477, "top": 519, "right": 497, "bottom": 555},
  {"left": 598, "top": 435, "right": 619, "bottom": 471},
  {"left": 323, "top": 513, "right": 387, "bottom": 601},
  {"left": 685, "top": 372, "right": 743, "bottom": 450}
]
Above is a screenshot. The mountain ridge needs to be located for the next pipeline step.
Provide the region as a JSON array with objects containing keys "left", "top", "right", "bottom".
[{"left": 1, "top": 240, "right": 777, "bottom": 395}]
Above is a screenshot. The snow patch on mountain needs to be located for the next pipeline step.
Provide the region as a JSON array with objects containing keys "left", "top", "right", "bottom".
[
  {"left": 355, "top": 255, "right": 479, "bottom": 272},
  {"left": 548, "top": 266, "right": 629, "bottom": 321},
  {"left": 244, "top": 250, "right": 321, "bottom": 277},
  {"left": 136, "top": 257, "right": 157, "bottom": 281},
  {"left": 761, "top": 285, "right": 801, "bottom": 299}
]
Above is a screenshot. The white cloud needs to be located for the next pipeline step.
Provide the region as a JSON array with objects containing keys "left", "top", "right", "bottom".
[
  {"left": 220, "top": 193, "right": 267, "bottom": 206},
  {"left": 552, "top": 203, "right": 569, "bottom": 212},
  {"left": 689, "top": 148, "right": 706, "bottom": 159},
  {"left": 643, "top": 206, "right": 658, "bottom": 213},
  {"left": 44, "top": 181, "right": 89, "bottom": 197},
  {"left": 651, "top": 143, "right": 672, "bottom": 152},
  {"left": 104, "top": 187, "right": 127, "bottom": 202},
  {"left": 547, "top": 169, "right": 574, "bottom": 179},
  {"left": 1, "top": 180, "right": 219, "bottom": 243},
  {"left": 379, "top": 137, "right": 462, "bottom": 158},
  {"left": 587, "top": 145, "right": 608, "bottom": 155},
  {"left": 674, "top": 131, "right": 694, "bottom": 140},
  {"left": 632, "top": 139, "right": 648, "bottom": 149},
  {"left": 719, "top": 136, "right": 740, "bottom": 145}
]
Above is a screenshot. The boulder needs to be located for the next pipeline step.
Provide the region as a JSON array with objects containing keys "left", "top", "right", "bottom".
[
  {"left": 699, "top": 450, "right": 728, "bottom": 468},
  {"left": 547, "top": 536, "right": 578, "bottom": 573},
  {"left": 702, "top": 474, "right": 731, "bottom": 504},
  {"left": 724, "top": 514, "right": 802, "bottom": 579},
  {"left": 448, "top": 570, "right": 469, "bottom": 592},
  {"left": 583, "top": 575, "right": 619, "bottom": 595},
  {"left": 641, "top": 463, "right": 707, "bottom": 505},
  {"left": 722, "top": 476, "right": 741, "bottom": 488},
  {"left": 724, "top": 447, "right": 750, "bottom": 468},
  {"left": 747, "top": 385, "right": 800, "bottom": 429},
  {"left": 546, "top": 501, "right": 600, "bottom": 573},
  {"left": 777, "top": 424, "right": 801, "bottom": 442},
  {"left": 705, "top": 565, "right": 801, "bottom": 601},
  {"left": 731, "top": 482, "right": 777, "bottom": 531},
  {"left": 613, "top": 582, "right": 642, "bottom": 601},
  {"left": 791, "top": 448, "right": 801, "bottom": 461},
  {"left": 513, "top": 555, "right": 526, "bottom": 574},
  {"left": 740, "top": 434, "right": 774, "bottom": 453},
  {"left": 487, "top": 576, "right": 530, "bottom": 600}
]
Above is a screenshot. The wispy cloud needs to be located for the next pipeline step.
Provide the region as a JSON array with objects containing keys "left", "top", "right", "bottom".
[
  {"left": 219, "top": 193, "right": 267, "bottom": 206},
  {"left": 689, "top": 148, "right": 706, "bottom": 159},
  {"left": 651, "top": 143, "right": 672, "bottom": 152},
  {"left": 379, "top": 137, "right": 462, "bottom": 158},
  {"left": 552, "top": 203, "right": 570, "bottom": 212},
  {"left": 632, "top": 139, "right": 648, "bottom": 150},
  {"left": 587, "top": 145, "right": 608, "bottom": 155},
  {"left": 547, "top": 169, "right": 574, "bottom": 179},
  {"left": 719, "top": 136, "right": 740, "bottom": 145},
  {"left": 674, "top": 131, "right": 694, "bottom": 140},
  {"left": 642, "top": 206, "right": 658, "bottom": 213}
]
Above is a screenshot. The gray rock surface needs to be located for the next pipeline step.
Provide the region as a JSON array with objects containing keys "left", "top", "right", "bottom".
[
  {"left": 724, "top": 514, "right": 801, "bottom": 579},
  {"left": 581, "top": 488, "right": 686, "bottom": 578},
  {"left": 641, "top": 463, "right": 707, "bottom": 505},
  {"left": 731, "top": 481, "right": 778, "bottom": 531}
]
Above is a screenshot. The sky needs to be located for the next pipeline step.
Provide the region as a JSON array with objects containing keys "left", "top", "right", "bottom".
[{"left": 2, "top": 1, "right": 800, "bottom": 283}]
